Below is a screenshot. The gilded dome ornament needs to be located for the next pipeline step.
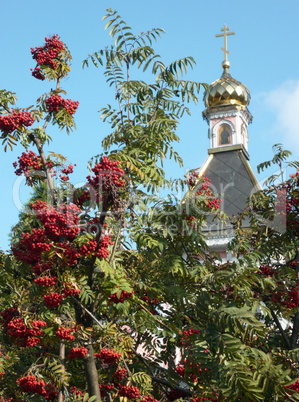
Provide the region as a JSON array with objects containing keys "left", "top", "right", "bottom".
[
  {"left": 215, "top": 24, "right": 235, "bottom": 65},
  {"left": 203, "top": 25, "right": 251, "bottom": 108}
]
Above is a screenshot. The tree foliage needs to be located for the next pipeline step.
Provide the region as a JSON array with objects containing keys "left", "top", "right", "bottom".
[{"left": 0, "top": 8, "right": 299, "bottom": 402}]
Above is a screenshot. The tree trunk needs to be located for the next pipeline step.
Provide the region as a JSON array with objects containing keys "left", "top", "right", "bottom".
[
  {"left": 58, "top": 340, "right": 66, "bottom": 402},
  {"left": 84, "top": 343, "right": 102, "bottom": 401}
]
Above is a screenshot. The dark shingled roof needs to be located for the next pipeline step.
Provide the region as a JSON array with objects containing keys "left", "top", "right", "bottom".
[{"left": 200, "top": 144, "right": 260, "bottom": 237}]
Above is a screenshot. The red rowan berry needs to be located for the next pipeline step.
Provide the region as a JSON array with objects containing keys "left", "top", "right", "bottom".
[
  {"left": 34, "top": 276, "right": 57, "bottom": 287},
  {"left": 17, "top": 375, "right": 46, "bottom": 395},
  {"left": 109, "top": 290, "right": 134, "bottom": 304},
  {"left": 112, "top": 367, "right": 128, "bottom": 381},
  {"left": 43, "top": 292, "right": 64, "bottom": 308},
  {"left": 55, "top": 327, "right": 75, "bottom": 341},
  {"left": 67, "top": 347, "right": 88, "bottom": 359},
  {"left": 119, "top": 385, "right": 140, "bottom": 399},
  {"left": 46, "top": 94, "right": 79, "bottom": 115},
  {"left": 0, "top": 110, "right": 34, "bottom": 133},
  {"left": 31, "top": 35, "right": 64, "bottom": 70},
  {"left": 94, "top": 348, "right": 121, "bottom": 364}
]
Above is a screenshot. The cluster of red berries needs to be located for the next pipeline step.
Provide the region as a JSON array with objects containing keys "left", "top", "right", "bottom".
[
  {"left": 109, "top": 290, "right": 134, "bottom": 304},
  {"left": 141, "top": 293, "right": 159, "bottom": 305},
  {"left": 175, "top": 358, "right": 209, "bottom": 383},
  {"left": 31, "top": 35, "right": 65, "bottom": 79},
  {"left": 55, "top": 326, "right": 75, "bottom": 341},
  {"left": 112, "top": 367, "right": 128, "bottom": 381},
  {"left": 71, "top": 386, "right": 85, "bottom": 397},
  {"left": 16, "top": 376, "right": 57, "bottom": 400},
  {"left": 34, "top": 276, "right": 57, "bottom": 287},
  {"left": 74, "top": 188, "right": 91, "bottom": 207},
  {"left": 259, "top": 265, "right": 275, "bottom": 277},
  {"left": 87, "top": 156, "right": 125, "bottom": 203},
  {"left": 13, "top": 150, "right": 54, "bottom": 178},
  {"left": 0, "top": 307, "right": 19, "bottom": 326},
  {"left": 5, "top": 317, "right": 46, "bottom": 347},
  {"left": 85, "top": 217, "right": 102, "bottom": 233},
  {"left": 43, "top": 292, "right": 64, "bottom": 308},
  {"left": 12, "top": 228, "right": 52, "bottom": 264},
  {"left": 206, "top": 194, "right": 221, "bottom": 209},
  {"left": 31, "top": 201, "right": 80, "bottom": 242},
  {"left": 139, "top": 397, "right": 159, "bottom": 402},
  {"left": 185, "top": 214, "right": 197, "bottom": 228},
  {"left": 59, "top": 164, "right": 75, "bottom": 182},
  {"left": 168, "top": 390, "right": 186, "bottom": 401},
  {"left": 290, "top": 195, "right": 299, "bottom": 208},
  {"left": 67, "top": 347, "right": 88, "bottom": 359},
  {"left": 271, "top": 286, "right": 299, "bottom": 309},
  {"left": 79, "top": 236, "right": 113, "bottom": 259},
  {"left": 100, "top": 383, "right": 115, "bottom": 396},
  {"left": 79, "top": 239, "right": 98, "bottom": 256},
  {"left": 24, "top": 337, "right": 42, "bottom": 347},
  {"left": 0, "top": 396, "right": 13, "bottom": 402},
  {"left": 195, "top": 177, "right": 221, "bottom": 210},
  {"left": 97, "top": 235, "right": 114, "bottom": 259},
  {"left": 289, "top": 260, "right": 299, "bottom": 268},
  {"left": 179, "top": 328, "right": 201, "bottom": 346},
  {"left": 94, "top": 348, "right": 122, "bottom": 364},
  {"left": 186, "top": 170, "right": 200, "bottom": 187},
  {"left": 175, "top": 364, "right": 185, "bottom": 377},
  {"left": 118, "top": 385, "right": 140, "bottom": 399},
  {"left": 220, "top": 285, "right": 235, "bottom": 300},
  {"left": 0, "top": 110, "right": 34, "bottom": 133},
  {"left": 285, "top": 379, "right": 299, "bottom": 391},
  {"left": 56, "top": 241, "right": 80, "bottom": 267},
  {"left": 140, "top": 292, "right": 159, "bottom": 314},
  {"left": 198, "top": 177, "right": 212, "bottom": 191},
  {"left": 32, "top": 261, "right": 54, "bottom": 275},
  {"left": 31, "top": 67, "right": 45, "bottom": 80},
  {"left": 17, "top": 376, "right": 47, "bottom": 395},
  {"left": 46, "top": 94, "right": 79, "bottom": 115},
  {"left": 62, "top": 285, "right": 81, "bottom": 297},
  {"left": 287, "top": 214, "right": 299, "bottom": 234}
]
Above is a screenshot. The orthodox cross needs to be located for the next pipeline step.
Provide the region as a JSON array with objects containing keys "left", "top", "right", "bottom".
[{"left": 215, "top": 25, "right": 235, "bottom": 62}]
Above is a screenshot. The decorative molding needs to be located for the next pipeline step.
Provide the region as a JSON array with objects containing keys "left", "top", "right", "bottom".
[
  {"left": 208, "top": 143, "right": 250, "bottom": 160},
  {"left": 203, "top": 105, "right": 253, "bottom": 125}
]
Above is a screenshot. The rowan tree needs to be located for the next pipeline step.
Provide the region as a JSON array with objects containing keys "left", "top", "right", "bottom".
[{"left": 0, "top": 9, "right": 299, "bottom": 402}]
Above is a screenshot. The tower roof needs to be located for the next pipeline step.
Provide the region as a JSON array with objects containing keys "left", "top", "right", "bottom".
[
  {"left": 204, "top": 61, "right": 251, "bottom": 108},
  {"left": 199, "top": 145, "right": 261, "bottom": 238}
]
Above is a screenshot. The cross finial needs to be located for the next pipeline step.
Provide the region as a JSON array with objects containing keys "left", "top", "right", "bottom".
[{"left": 215, "top": 25, "right": 235, "bottom": 65}]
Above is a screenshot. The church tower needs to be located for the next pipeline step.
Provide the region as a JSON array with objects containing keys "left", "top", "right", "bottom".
[
  {"left": 202, "top": 25, "right": 252, "bottom": 155},
  {"left": 199, "top": 25, "right": 260, "bottom": 257}
]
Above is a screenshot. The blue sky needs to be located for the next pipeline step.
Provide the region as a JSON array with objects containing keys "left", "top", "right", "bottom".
[{"left": 1, "top": 0, "right": 299, "bottom": 250}]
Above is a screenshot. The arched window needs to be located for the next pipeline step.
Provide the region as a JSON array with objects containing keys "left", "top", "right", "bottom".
[{"left": 218, "top": 124, "right": 232, "bottom": 145}]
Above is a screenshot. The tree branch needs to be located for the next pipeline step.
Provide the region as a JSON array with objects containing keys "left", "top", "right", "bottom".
[
  {"left": 271, "top": 309, "right": 291, "bottom": 350},
  {"left": 133, "top": 349, "right": 193, "bottom": 397},
  {"left": 290, "top": 312, "right": 299, "bottom": 349},
  {"left": 71, "top": 295, "right": 103, "bottom": 329},
  {"left": 29, "top": 134, "right": 56, "bottom": 205}
]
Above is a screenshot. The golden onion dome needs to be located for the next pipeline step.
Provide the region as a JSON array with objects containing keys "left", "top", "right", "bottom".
[{"left": 204, "top": 61, "right": 250, "bottom": 108}]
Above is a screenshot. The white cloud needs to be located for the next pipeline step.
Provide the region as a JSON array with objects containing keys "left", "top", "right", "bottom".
[{"left": 263, "top": 80, "right": 299, "bottom": 153}]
